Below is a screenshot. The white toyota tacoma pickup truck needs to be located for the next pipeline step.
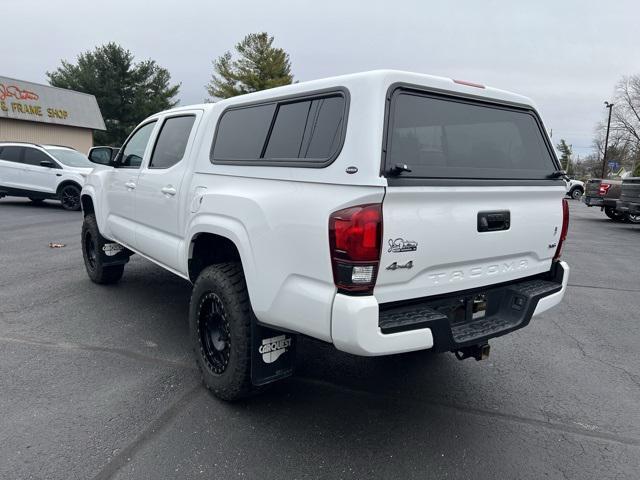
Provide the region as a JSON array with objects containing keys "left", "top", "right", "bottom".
[{"left": 80, "top": 70, "right": 570, "bottom": 400}]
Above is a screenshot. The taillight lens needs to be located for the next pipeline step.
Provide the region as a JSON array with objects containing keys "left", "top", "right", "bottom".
[
  {"left": 598, "top": 183, "right": 611, "bottom": 196},
  {"left": 554, "top": 198, "right": 569, "bottom": 261},
  {"left": 329, "top": 204, "right": 382, "bottom": 294}
]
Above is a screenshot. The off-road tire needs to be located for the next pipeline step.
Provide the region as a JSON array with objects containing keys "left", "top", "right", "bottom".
[
  {"left": 59, "top": 184, "right": 81, "bottom": 211},
  {"left": 81, "top": 214, "right": 125, "bottom": 284},
  {"left": 189, "top": 263, "right": 254, "bottom": 401},
  {"left": 604, "top": 207, "right": 625, "bottom": 222}
]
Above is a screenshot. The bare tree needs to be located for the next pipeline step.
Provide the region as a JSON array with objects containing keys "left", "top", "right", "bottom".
[{"left": 611, "top": 75, "right": 640, "bottom": 168}]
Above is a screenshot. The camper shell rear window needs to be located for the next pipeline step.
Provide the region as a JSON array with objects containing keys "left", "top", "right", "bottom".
[{"left": 383, "top": 87, "right": 560, "bottom": 183}]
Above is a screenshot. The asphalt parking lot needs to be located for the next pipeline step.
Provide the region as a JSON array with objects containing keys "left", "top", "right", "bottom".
[{"left": 1, "top": 198, "right": 639, "bottom": 480}]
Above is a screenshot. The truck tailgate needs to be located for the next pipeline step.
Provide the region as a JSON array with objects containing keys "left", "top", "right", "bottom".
[{"left": 375, "top": 186, "right": 565, "bottom": 304}]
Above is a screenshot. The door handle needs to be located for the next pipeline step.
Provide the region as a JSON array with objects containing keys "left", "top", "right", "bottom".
[
  {"left": 125, "top": 181, "right": 136, "bottom": 190},
  {"left": 161, "top": 185, "right": 177, "bottom": 197},
  {"left": 477, "top": 210, "right": 510, "bottom": 232}
]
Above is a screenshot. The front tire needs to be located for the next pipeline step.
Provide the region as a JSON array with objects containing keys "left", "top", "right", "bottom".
[
  {"left": 570, "top": 188, "right": 583, "bottom": 200},
  {"left": 81, "top": 214, "right": 125, "bottom": 284},
  {"left": 189, "top": 263, "right": 254, "bottom": 401},
  {"left": 59, "top": 184, "right": 81, "bottom": 211}
]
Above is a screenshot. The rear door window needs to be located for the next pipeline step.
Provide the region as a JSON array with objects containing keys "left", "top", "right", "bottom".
[
  {"left": 0, "top": 146, "right": 24, "bottom": 163},
  {"left": 149, "top": 115, "right": 196, "bottom": 169},
  {"left": 385, "top": 90, "right": 557, "bottom": 179}
]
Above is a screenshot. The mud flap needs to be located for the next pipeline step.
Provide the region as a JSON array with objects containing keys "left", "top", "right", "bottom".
[
  {"left": 251, "top": 321, "right": 296, "bottom": 386},
  {"left": 100, "top": 242, "right": 131, "bottom": 266}
]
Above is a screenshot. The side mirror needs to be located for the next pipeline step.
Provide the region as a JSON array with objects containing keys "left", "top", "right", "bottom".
[
  {"left": 88, "top": 146, "right": 115, "bottom": 165},
  {"left": 40, "top": 160, "right": 54, "bottom": 168}
]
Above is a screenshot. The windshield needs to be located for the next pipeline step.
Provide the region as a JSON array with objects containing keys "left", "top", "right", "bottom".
[
  {"left": 385, "top": 90, "right": 558, "bottom": 179},
  {"left": 45, "top": 148, "right": 93, "bottom": 168}
]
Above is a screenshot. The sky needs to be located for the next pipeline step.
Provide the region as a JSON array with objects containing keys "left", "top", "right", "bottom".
[{"left": 1, "top": 0, "right": 637, "bottom": 157}]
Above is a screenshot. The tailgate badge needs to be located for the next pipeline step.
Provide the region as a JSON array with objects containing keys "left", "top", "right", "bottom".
[
  {"left": 386, "top": 261, "right": 414, "bottom": 271},
  {"left": 388, "top": 238, "right": 418, "bottom": 253}
]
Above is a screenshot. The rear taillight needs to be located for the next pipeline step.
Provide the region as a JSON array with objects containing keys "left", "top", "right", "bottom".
[
  {"left": 598, "top": 183, "right": 611, "bottom": 196},
  {"left": 329, "top": 204, "right": 382, "bottom": 295},
  {"left": 554, "top": 198, "right": 570, "bottom": 261}
]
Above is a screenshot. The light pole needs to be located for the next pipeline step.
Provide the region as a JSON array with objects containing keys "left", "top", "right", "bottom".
[{"left": 601, "top": 101, "right": 614, "bottom": 179}]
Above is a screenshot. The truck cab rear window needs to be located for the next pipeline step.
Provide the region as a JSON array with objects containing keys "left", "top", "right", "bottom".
[
  {"left": 211, "top": 92, "right": 346, "bottom": 166},
  {"left": 385, "top": 91, "right": 556, "bottom": 180}
]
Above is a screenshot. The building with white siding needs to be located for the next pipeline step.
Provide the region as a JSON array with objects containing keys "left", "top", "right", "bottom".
[{"left": 0, "top": 76, "right": 105, "bottom": 153}]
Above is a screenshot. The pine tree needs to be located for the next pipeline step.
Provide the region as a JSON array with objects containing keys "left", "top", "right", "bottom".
[
  {"left": 556, "top": 139, "right": 572, "bottom": 171},
  {"left": 47, "top": 43, "right": 180, "bottom": 145},
  {"left": 207, "top": 33, "right": 293, "bottom": 100}
]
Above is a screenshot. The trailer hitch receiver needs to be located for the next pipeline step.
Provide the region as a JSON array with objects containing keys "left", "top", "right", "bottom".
[{"left": 454, "top": 343, "right": 490, "bottom": 361}]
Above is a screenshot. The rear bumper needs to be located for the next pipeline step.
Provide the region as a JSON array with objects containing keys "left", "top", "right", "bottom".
[
  {"left": 331, "top": 262, "right": 569, "bottom": 356},
  {"left": 616, "top": 200, "right": 640, "bottom": 215},
  {"left": 583, "top": 195, "right": 604, "bottom": 207}
]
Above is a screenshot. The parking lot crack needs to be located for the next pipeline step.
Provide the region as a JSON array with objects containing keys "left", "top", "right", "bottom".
[
  {"left": 549, "top": 319, "right": 640, "bottom": 390},
  {"left": 294, "top": 377, "right": 640, "bottom": 448},
  {"left": 568, "top": 283, "right": 640, "bottom": 293},
  {"left": 90, "top": 383, "right": 204, "bottom": 480},
  {"left": 550, "top": 318, "right": 588, "bottom": 357},
  {"left": 0, "top": 334, "right": 196, "bottom": 371}
]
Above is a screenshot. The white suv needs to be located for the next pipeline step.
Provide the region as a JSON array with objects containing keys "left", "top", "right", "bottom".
[
  {"left": 566, "top": 178, "right": 584, "bottom": 199},
  {"left": 0, "top": 142, "right": 93, "bottom": 210},
  {"left": 80, "top": 70, "right": 570, "bottom": 400}
]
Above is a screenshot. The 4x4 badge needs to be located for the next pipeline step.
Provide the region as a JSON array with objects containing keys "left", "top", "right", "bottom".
[
  {"left": 386, "top": 261, "right": 413, "bottom": 270},
  {"left": 388, "top": 238, "right": 418, "bottom": 253}
]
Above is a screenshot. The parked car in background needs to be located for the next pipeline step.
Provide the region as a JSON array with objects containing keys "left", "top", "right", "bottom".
[
  {"left": 88, "top": 146, "right": 120, "bottom": 165},
  {"left": 616, "top": 177, "right": 640, "bottom": 222},
  {"left": 583, "top": 178, "right": 639, "bottom": 222},
  {"left": 0, "top": 142, "right": 93, "bottom": 210},
  {"left": 565, "top": 177, "right": 584, "bottom": 199}
]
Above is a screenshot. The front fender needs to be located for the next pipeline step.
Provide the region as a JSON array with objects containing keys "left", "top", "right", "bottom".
[
  {"left": 58, "top": 172, "right": 86, "bottom": 189},
  {"left": 80, "top": 168, "right": 115, "bottom": 239},
  {"left": 80, "top": 184, "right": 110, "bottom": 238}
]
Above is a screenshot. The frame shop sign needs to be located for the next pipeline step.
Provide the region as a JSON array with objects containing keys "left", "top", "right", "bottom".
[{"left": 0, "top": 76, "right": 105, "bottom": 130}]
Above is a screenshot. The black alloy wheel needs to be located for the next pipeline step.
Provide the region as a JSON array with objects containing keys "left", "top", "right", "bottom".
[
  {"left": 81, "top": 213, "right": 125, "bottom": 284},
  {"left": 197, "top": 292, "right": 231, "bottom": 375},
  {"left": 60, "top": 185, "right": 81, "bottom": 211},
  {"left": 84, "top": 230, "right": 97, "bottom": 270}
]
